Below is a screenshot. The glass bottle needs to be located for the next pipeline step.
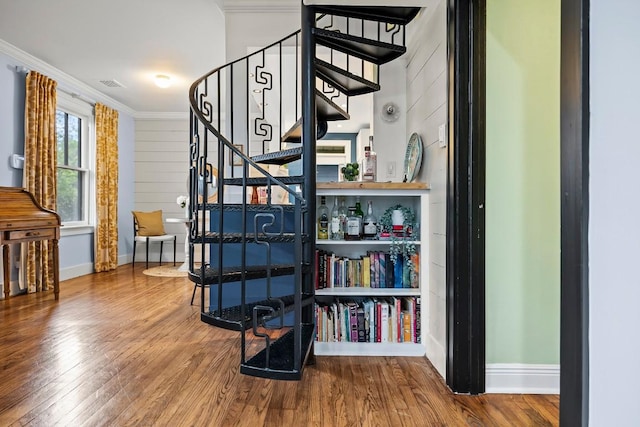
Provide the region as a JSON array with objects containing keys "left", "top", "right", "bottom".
[
  {"left": 317, "top": 196, "right": 329, "bottom": 240},
  {"left": 338, "top": 197, "right": 348, "bottom": 238},
  {"left": 345, "top": 207, "right": 361, "bottom": 241},
  {"left": 354, "top": 197, "right": 364, "bottom": 238},
  {"left": 362, "top": 200, "right": 378, "bottom": 240},
  {"left": 330, "top": 197, "right": 343, "bottom": 240},
  {"left": 361, "top": 136, "right": 377, "bottom": 182}
]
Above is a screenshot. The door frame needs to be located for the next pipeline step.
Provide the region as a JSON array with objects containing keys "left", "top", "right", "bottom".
[
  {"left": 560, "top": 0, "right": 590, "bottom": 423},
  {"left": 446, "top": 0, "right": 486, "bottom": 394},
  {"left": 447, "top": 0, "right": 590, "bottom": 418}
]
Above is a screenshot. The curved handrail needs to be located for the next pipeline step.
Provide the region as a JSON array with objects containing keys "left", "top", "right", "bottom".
[{"left": 189, "top": 28, "right": 304, "bottom": 202}]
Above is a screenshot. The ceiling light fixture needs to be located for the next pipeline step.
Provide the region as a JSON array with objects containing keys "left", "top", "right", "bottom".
[
  {"left": 154, "top": 74, "right": 171, "bottom": 88},
  {"left": 253, "top": 89, "right": 262, "bottom": 93}
]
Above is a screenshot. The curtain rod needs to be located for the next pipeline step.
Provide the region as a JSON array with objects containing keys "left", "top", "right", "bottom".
[{"left": 14, "top": 65, "right": 96, "bottom": 106}]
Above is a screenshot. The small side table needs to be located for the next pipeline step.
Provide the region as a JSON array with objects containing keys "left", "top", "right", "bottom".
[{"left": 166, "top": 217, "right": 191, "bottom": 272}]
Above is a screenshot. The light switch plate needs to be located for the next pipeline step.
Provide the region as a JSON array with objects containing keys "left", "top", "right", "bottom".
[
  {"left": 387, "top": 161, "right": 396, "bottom": 177},
  {"left": 10, "top": 154, "right": 24, "bottom": 169},
  {"left": 438, "top": 124, "right": 447, "bottom": 148}
]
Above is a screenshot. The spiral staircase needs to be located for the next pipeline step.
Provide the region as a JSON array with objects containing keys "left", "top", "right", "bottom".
[{"left": 187, "top": 5, "right": 420, "bottom": 380}]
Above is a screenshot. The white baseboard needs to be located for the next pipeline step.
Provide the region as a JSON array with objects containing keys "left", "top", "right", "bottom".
[
  {"left": 60, "top": 254, "right": 132, "bottom": 281},
  {"left": 486, "top": 363, "right": 559, "bottom": 394},
  {"left": 119, "top": 254, "right": 132, "bottom": 266},
  {"left": 424, "top": 333, "right": 446, "bottom": 379},
  {"left": 60, "top": 263, "right": 94, "bottom": 281}
]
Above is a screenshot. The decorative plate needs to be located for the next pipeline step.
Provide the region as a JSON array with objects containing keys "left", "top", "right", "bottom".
[{"left": 403, "top": 133, "right": 423, "bottom": 183}]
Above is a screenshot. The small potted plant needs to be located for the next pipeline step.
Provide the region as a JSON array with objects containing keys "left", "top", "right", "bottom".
[
  {"left": 340, "top": 162, "right": 359, "bottom": 181},
  {"left": 378, "top": 204, "right": 418, "bottom": 274}
]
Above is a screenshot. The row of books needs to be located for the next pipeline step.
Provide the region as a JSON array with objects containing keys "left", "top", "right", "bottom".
[
  {"left": 315, "top": 250, "right": 419, "bottom": 289},
  {"left": 315, "top": 297, "right": 421, "bottom": 344}
]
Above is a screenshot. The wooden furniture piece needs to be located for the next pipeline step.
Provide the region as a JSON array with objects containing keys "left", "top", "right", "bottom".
[{"left": 0, "top": 187, "right": 61, "bottom": 300}]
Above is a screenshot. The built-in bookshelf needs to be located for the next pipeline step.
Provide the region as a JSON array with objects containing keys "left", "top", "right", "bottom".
[{"left": 314, "top": 182, "right": 429, "bottom": 357}]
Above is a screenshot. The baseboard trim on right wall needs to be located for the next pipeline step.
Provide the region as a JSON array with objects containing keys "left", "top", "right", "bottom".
[{"left": 485, "top": 363, "right": 560, "bottom": 394}]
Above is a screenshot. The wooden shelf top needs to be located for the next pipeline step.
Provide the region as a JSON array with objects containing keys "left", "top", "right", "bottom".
[{"left": 316, "top": 181, "right": 429, "bottom": 190}]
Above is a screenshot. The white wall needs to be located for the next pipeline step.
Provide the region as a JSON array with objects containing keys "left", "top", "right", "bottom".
[
  {"left": 373, "top": 59, "right": 408, "bottom": 181},
  {"left": 405, "top": 1, "right": 448, "bottom": 377},
  {"left": 134, "top": 118, "right": 192, "bottom": 263},
  {"left": 589, "top": 0, "right": 640, "bottom": 424},
  {"left": 224, "top": 6, "right": 300, "bottom": 62}
]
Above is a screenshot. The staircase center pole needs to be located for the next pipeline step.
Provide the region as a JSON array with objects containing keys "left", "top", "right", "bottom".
[{"left": 301, "top": 2, "right": 316, "bottom": 328}]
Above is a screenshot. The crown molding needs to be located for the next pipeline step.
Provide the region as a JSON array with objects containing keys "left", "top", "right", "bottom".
[
  {"left": 304, "top": 0, "right": 430, "bottom": 5},
  {"left": 0, "top": 38, "right": 136, "bottom": 116},
  {"left": 223, "top": 0, "right": 300, "bottom": 13}
]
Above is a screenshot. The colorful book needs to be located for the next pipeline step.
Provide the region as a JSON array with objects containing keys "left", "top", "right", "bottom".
[
  {"left": 380, "top": 301, "right": 389, "bottom": 343},
  {"left": 410, "top": 252, "right": 420, "bottom": 288},
  {"left": 402, "top": 311, "right": 412, "bottom": 343},
  {"left": 375, "top": 299, "right": 382, "bottom": 343},
  {"left": 349, "top": 302, "right": 359, "bottom": 342},
  {"left": 415, "top": 297, "right": 421, "bottom": 343},
  {"left": 385, "top": 253, "right": 394, "bottom": 288},
  {"left": 369, "top": 252, "right": 376, "bottom": 288},
  {"left": 357, "top": 306, "right": 366, "bottom": 342},
  {"left": 362, "top": 256, "right": 371, "bottom": 287},
  {"left": 394, "top": 254, "right": 403, "bottom": 288}
]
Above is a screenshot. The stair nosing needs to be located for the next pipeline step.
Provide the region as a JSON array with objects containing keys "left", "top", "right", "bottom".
[
  {"left": 313, "top": 28, "right": 406, "bottom": 65},
  {"left": 315, "top": 58, "right": 380, "bottom": 96},
  {"left": 314, "top": 6, "right": 420, "bottom": 25}
]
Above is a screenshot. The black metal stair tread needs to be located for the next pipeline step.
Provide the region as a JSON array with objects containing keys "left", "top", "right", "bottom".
[
  {"left": 193, "top": 232, "right": 307, "bottom": 245},
  {"left": 188, "top": 264, "right": 297, "bottom": 285},
  {"left": 201, "top": 294, "right": 315, "bottom": 331},
  {"left": 201, "top": 203, "right": 298, "bottom": 212},
  {"left": 281, "top": 118, "right": 303, "bottom": 143},
  {"left": 281, "top": 118, "right": 329, "bottom": 143},
  {"left": 240, "top": 323, "right": 315, "bottom": 380},
  {"left": 280, "top": 90, "right": 348, "bottom": 144},
  {"left": 313, "top": 28, "right": 407, "bottom": 65},
  {"left": 315, "top": 58, "right": 380, "bottom": 97},
  {"left": 314, "top": 6, "right": 420, "bottom": 25},
  {"left": 222, "top": 176, "right": 305, "bottom": 186},
  {"left": 251, "top": 147, "right": 303, "bottom": 165},
  {"left": 316, "top": 88, "right": 350, "bottom": 121}
]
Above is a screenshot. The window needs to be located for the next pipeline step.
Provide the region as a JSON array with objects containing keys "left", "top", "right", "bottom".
[
  {"left": 55, "top": 92, "right": 94, "bottom": 230},
  {"left": 316, "top": 139, "right": 352, "bottom": 182}
]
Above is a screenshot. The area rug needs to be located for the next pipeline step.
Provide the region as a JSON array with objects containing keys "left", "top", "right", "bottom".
[{"left": 142, "top": 265, "right": 188, "bottom": 278}]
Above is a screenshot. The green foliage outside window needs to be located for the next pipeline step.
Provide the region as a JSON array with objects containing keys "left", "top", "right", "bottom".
[{"left": 56, "top": 110, "right": 83, "bottom": 222}]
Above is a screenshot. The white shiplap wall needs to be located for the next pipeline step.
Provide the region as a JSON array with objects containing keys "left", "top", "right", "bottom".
[
  {"left": 134, "top": 118, "right": 192, "bottom": 263},
  {"left": 406, "top": 0, "right": 448, "bottom": 378}
]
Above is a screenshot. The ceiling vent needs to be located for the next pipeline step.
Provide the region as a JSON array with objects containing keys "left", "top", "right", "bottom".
[{"left": 99, "top": 79, "right": 125, "bottom": 88}]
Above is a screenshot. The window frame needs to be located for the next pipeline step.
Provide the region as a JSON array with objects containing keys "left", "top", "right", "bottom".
[{"left": 56, "top": 91, "right": 95, "bottom": 236}]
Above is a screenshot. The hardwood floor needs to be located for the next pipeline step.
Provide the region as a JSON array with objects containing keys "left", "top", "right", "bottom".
[{"left": 0, "top": 265, "right": 558, "bottom": 426}]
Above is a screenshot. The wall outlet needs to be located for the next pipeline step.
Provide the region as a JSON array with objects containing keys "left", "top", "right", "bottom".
[{"left": 386, "top": 161, "right": 396, "bottom": 177}]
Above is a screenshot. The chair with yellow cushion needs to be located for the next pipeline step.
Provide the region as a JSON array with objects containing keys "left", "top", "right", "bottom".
[{"left": 132, "top": 210, "right": 176, "bottom": 269}]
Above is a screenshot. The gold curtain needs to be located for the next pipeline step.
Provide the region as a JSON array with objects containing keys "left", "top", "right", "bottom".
[
  {"left": 94, "top": 103, "right": 119, "bottom": 272},
  {"left": 23, "top": 71, "right": 57, "bottom": 292}
]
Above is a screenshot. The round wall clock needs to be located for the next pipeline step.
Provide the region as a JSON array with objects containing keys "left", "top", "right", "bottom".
[{"left": 403, "top": 133, "right": 423, "bottom": 183}]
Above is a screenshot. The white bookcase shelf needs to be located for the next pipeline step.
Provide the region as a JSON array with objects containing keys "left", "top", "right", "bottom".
[
  {"left": 314, "top": 182, "right": 429, "bottom": 356},
  {"left": 315, "top": 341, "right": 426, "bottom": 357},
  {"left": 316, "top": 287, "right": 420, "bottom": 297},
  {"left": 316, "top": 240, "right": 421, "bottom": 246}
]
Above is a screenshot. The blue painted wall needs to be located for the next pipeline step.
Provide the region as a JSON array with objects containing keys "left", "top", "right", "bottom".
[{"left": 0, "top": 50, "right": 135, "bottom": 281}]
